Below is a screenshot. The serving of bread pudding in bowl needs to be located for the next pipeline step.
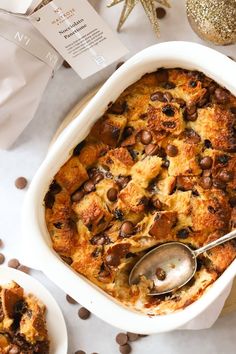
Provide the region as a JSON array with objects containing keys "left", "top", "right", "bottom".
[{"left": 44, "top": 65, "right": 236, "bottom": 316}]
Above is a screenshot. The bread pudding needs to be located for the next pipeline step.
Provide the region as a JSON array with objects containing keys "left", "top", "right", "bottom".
[
  {"left": 0, "top": 281, "right": 49, "bottom": 353},
  {"left": 45, "top": 68, "right": 236, "bottom": 315}
]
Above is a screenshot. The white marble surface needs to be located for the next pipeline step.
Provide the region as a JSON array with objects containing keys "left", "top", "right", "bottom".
[{"left": 1, "top": 1, "right": 236, "bottom": 353}]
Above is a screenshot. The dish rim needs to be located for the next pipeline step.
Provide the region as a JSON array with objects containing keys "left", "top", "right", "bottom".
[{"left": 22, "top": 41, "right": 236, "bottom": 333}]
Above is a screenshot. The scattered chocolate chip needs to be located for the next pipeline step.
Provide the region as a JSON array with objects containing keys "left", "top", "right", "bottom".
[
  {"left": 49, "top": 180, "right": 62, "bottom": 194},
  {"left": 230, "top": 107, "right": 236, "bottom": 115},
  {"left": 173, "top": 98, "right": 186, "bottom": 107},
  {"left": 44, "top": 192, "right": 55, "bottom": 209},
  {"left": 177, "top": 228, "right": 189, "bottom": 239},
  {"left": 162, "top": 121, "right": 176, "bottom": 128},
  {"left": 120, "top": 221, "right": 134, "bottom": 237},
  {"left": 162, "top": 159, "right": 170, "bottom": 168},
  {"left": 8, "top": 259, "right": 20, "bottom": 269},
  {"left": 107, "top": 188, "right": 118, "bottom": 202},
  {"left": 186, "top": 105, "right": 197, "bottom": 115},
  {"left": 204, "top": 139, "right": 212, "bottom": 149},
  {"left": 162, "top": 82, "right": 176, "bottom": 89},
  {"left": 214, "top": 88, "right": 229, "bottom": 103},
  {"left": 166, "top": 144, "right": 178, "bottom": 157},
  {"left": 208, "top": 206, "right": 215, "bottom": 214},
  {"left": 83, "top": 180, "right": 95, "bottom": 193},
  {"left": 116, "top": 61, "right": 125, "bottom": 70},
  {"left": 200, "top": 176, "right": 212, "bottom": 189},
  {"left": 123, "top": 126, "right": 134, "bottom": 138},
  {"left": 61, "top": 256, "right": 73, "bottom": 265},
  {"left": 116, "top": 333, "right": 128, "bottom": 346},
  {"left": 217, "top": 155, "right": 229, "bottom": 165},
  {"left": 218, "top": 170, "right": 233, "bottom": 182},
  {"left": 197, "top": 97, "right": 208, "bottom": 108},
  {"left": 116, "top": 176, "right": 130, "bottom": 189},
  {"left": 73, "top": 141, "right": 85, "bottom": 155},
  {"left": 18, "top": 265, "right": 30, "bottom": 274},
  {"left": 15, "top": 177, "right": 27, "bottom": 190},
  {"left": 183, "top": 129, "right": 201, "bottom": 144},
  {"left": 78, "top": 307, "right": 90, "bottom": 320},
  {"left": 90, "top": 234, "right": 110, "bottom": 246},
  {"left": 151, "top": 196, "right": 162, "bottom": 210},
  {"left": 230, "top": 197, "right": 236, "bottom": 207},
  {"left": 66, "top": 294, "right": 77, "bottom": 304},
  {"left": 105, "top": 253, "right": 120, "bottom": 267},
  {"left": 63, "top": 60, "right": 71, "bottom": 68},
  {"left": 114, "top": 209, "right": 124, "bottom": 220},
  {"left": 163, "top": 92, "right": 173, "bottom": 102},
  {"left": 186, "top": 112, "right": 198, "bottom": 121},
  {"left": 199, "top": 156, "right": 213, "bottom": 170},
  {"left": 213, "top": 180, "right": 226, "bottom": 190},
  {"left": 145, "top": 144, "right": 159, "bottom": 156},
  {"left": 108, "top": 101, "right": 127, "bottom": 115},
  {"left": 127, "top": 332, "right": 139, "bottom": 342},
  {"left": 150, "top": 91, "right": 165, "bottom": 102},
  {"left": 74, "top": 351, "right": 85, "bottom": 354},
  {"left": 0, "top": 253, "right": 5, "bottom": 264},
  {"left": 156, "top": 267, "right": 166, "bottom": 281},
  {"left": 140, "top": 130, "right": 152, "bottom": 145},
  {"left": 156, "top": 7, "right": 166, "bottom": 19},
  {"left": 92, "top": 173, "right": 104, "bottom": 185},
  {"left": 189, "top": 80, "right": 197, "bottom": 88},
  {"left": 162, "top": 105, "right": 175, "bottom": 117},
  {"left": 72, "top": 190, "right": 85, "bottom": 202},
  {"left": 156, "top": 69, "right": 169, "bottom": 83},
  {"left": 119, "top": 344, "right": 131, "bottom": 354}
]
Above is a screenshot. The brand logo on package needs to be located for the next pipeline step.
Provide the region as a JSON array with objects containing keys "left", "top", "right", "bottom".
[{"left": 14, "top": 31, "right": 31, "bottom": 46}]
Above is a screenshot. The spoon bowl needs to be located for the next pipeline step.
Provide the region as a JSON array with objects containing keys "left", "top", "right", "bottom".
[{"left": 129, "top": 229, "right": 236, "bottom": 295}]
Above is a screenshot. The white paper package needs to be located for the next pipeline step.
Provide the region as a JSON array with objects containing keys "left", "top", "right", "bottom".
[{"left": 0, "top": 10, "right": 62, "bottom": 149}]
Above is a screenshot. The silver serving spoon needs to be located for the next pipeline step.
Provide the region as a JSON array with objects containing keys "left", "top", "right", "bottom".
[{"left": 129, "top": 229, "right": 236, "bottom": 295}]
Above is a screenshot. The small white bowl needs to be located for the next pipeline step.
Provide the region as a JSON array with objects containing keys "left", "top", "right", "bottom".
[
  {"left": 22, "top": 41, "right": 236, "bottom": 334},
  {"left": 0, "top": 267, "right": 68, "bottom": 354}
]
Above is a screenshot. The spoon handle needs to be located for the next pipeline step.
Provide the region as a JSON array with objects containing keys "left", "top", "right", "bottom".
[{"left": 193, "top": 229, "right": 236, "bottom": 257}]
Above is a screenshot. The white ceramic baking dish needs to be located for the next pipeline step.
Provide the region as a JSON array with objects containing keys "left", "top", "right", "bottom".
[{"left": 22, "top": 41, "right": 236, "bottom": 334}]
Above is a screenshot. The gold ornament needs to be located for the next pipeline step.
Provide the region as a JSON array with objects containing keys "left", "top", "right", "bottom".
[
  {"left": 108, "top": 0, "right": 171, "bottom": 37},
  {"left": 186, "top": 0, "right": 236, "bottom": 45}
]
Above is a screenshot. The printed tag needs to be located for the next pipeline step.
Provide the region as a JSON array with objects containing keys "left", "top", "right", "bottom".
[{"left": 30, "top": 0, "right": 128, "bottom": 79}]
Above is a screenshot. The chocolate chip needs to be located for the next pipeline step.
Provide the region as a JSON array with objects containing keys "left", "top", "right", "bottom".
[
  {"left": 183, "top": 129, "right": 201, "bottom": 144},
  {"left": 116, "top": 61, "right": 125, "bottom": 70},
  {"left": 162, "top": 82, "right": 176, "bottom": 89},
  {"left": 49, "top": 180, "right": 62, "bottom": 194},
  {"left": 145, "top": 144, "right": 159, "bottom": 156},
  {"left": 116, "top": 176, "right": 130, "bottom": 189},
  {"left": 61, "top": 256, "right": 73, "bottom": 265},
  {"left": 208, "top": 206, "right": 215, "bottom": 214},
  {"left": 107, "top": 188, "right": 118, "bottom": 202},
  {"left": 83, "top": 180, "right": 95, "bottom": 193},
  {"left": 173, "top": 98, "right": 186, "bottom": 107},
  {"left": 66, "top": 294, "right": 77, "bottom": 304},
  {"left": 15, "top": 177, "right": 27, "bottom": 189},
  {"left": 114, "top": 209, "right": 124, "bottom": 220},
  {"left": 217, "top": 155, "right": 229, "bottom": 165},
  {"left": 186, "top": 105, "right": 197, "bottom": 115},
  {"left": 163, "top": 92, "right": 173, "bottom": 102},
  {"left": 92, "top": 173, "right": 104, "bottom": 184},
  {"left": 120, "top": 221, "right": 134, "bottom": 237},
  {"left": 229, "top": 197, "right": 236, "bottom": 207},
  {"left": 150, "top": 91, "right": 165, "bottom": 102},
  {"left": 72, "top": 190, "right": 84, "bottom": 202},
  {"left": 123, "top": 126, "right": 134, "bottom": 138},
  {"left": 127, "top": 332, "right": 139, "bottom": 342},
  {"left": 140, "top": 130, "right": 152, "bottom": 145},
  {"left": 213, "top": 180, "right": 226, "bottom": 190},
  {"left": 199, "top": 156, "right": 213, "bottom": 170},
  {"left": 200, "top": 176, "right": 212, "bottom": 189},
  {"left": 8, "top": 259, "right": 20, "bottom": 269},
  {"left": 162, "top": 105, "right": 175, "bottom": 117},
  {"left": 177, "top": 228, "right": 189, "bottom": 239},
  {"left": 156, "top": 267, "right": 166, "bottom": 280},
  {"left": 166, "top": 144, "right": 178, "bottom": 157},
  {"left": 156, "top": 7, "right": 166, "bottom": 19},
  {"left": 108, "top": 101, "right": 127, "bottom": 115},
  {"left": 162, "top": 121, "right": 176, "bottom": 128},
  {"left": 204, "top": 139, "right": 212, "bottom": 149},
  {"left": 197, "top": 97, "right": 208, "bottom": 108},
  {"left": 116, "top": 333, "right": 128, "bottom": 345},
  {"left": 90, "top": 234, "right": 110, "bottom": 246},
  {"left": 63, "top": 60, "right": 71, "bottom": 68},
  {"left": 186, "top": 112, "right": 198, "bottom": 121},
  {"left": 74, "top": 351, "right": 85, "bottom": 354},
  {"left": 18, "top": 265, "right": 30, "bottom": 274},
  {"left": 218, "top": 170, "right": 233, "bottom": 182},
  {"left": 119, "top": 344, "right": 131, "bottom": 354},
  {"left": 215, "top": 88, "right": 229, "bottom": 103},
  {"left": 0, "top": 253, "right": 5, "bottom": 264},
  {"left": 78, "top": 307, "right": 90, "bottom": 320},
  {"left": 156, "top": 69, "right": 169, "bottom": 83},
  {"left": 162, "top": 159, "right": 170, "bottom": 168},
  {"left": 230, "top": 107, "right": 236, "bottom": 115},
  {"left": 105, "top": 253, "right": 120, "bottom": 267}
]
